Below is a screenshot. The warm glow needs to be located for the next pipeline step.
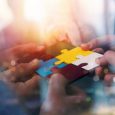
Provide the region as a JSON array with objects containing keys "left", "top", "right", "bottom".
[
  {"left": 24, "top": 0, "right": 46, "bottom": 23},
  {"left": 24, "top": 0, "right": 106, "bottom": 44},
  {"left": 24, "top": 0, "right": 72, "bottom": 42},
  {"left": 24, "top": 0, "right": 47, "bottom": 42}
]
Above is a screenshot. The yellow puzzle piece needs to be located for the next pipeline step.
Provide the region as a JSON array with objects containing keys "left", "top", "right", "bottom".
[{"left": 55, "top": 47, "right": 93, "bottom": 65}]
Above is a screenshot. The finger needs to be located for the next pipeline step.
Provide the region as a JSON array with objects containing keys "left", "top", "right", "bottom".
[
  {"left": 48, "top": 73, "right": 68, "bottom": 98},
  {"left": 96, "top": 57, "right": 108, "bottom": 66},
  {"left": 15, "top": 44, "right": 46, "bottom": 63},
  {"left": 104, "top": 51, "right": 115, "bottom": 65},
  {"left": 96, "top": 51, "right": 115, "bottom": 66},
  {"left": 67, "top": 85, "right": 85, "bottom": 95},
  {"left": 24, "top": 75, "right": 39, "bottom": 91},
  {"left": 14, "top": 76, "right": 40, "bottom": 96},
  {"left": 66, "top": 86, "right": 86, "bottom": 104},
  {"left": 104, "top": 73, "right": 115, "bottom": 86},
  {"left": 4, "top": 43, "right": 46, "bottom": 63},
  {"left": 81, "top": 35, "right": 113, "bottom": 50},
  {"left": 66, "top": 93, "right": 86, "bottom": 104},
  {"left": 95, "top": 66, "right": 108, "bottom": 80},
  {"left": 93, "top": 48, "right": 104, "bottom": 54},
  {"left": 81, "top": 39, "right": 100, "bottom": 50},
  {"left": 4, "top": 59, "right": 40, "bottom": 82},
  {"left": 95, "top": 66, "right": 103, "bottom": 76},
  {"left": 11, "top": 43, "right": 45, "bottom": 56}
]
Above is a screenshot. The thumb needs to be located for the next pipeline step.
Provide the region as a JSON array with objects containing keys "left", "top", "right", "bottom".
[
  {"left": 48, "top": 73, "right": 68, "bottom": 98},
  {"left": 81, "top": 39, "right": 100, "bottom": 50},
  {"left": 96, "top": 51, "right": 115, "bottom": 66}
]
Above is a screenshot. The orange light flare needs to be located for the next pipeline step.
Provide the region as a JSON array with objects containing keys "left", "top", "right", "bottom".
[
  {"left": 24, "top": 0, "right": 46, "bottom": 42},
  {"left": 24, "top": 0, "right": 72, "bottom": 44}
]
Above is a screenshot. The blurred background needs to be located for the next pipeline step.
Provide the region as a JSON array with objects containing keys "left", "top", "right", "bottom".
[
  {"left": 0, "top": 0, "right": 115, "bottom": 115},
  {"left": 1, "top": 0, "right": 114, "bottom": 47}
]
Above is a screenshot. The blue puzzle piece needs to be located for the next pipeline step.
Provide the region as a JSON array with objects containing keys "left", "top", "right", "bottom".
[{"left": 36, "top": 58, "right": 66, "bottom": 77}]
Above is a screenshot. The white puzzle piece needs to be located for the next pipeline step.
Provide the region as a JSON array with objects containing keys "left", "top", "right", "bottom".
[{"left": 72, "top": 52, "right": 103, "bottom": 70}]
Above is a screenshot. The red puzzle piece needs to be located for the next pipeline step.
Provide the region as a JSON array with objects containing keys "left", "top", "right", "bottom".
[{"left": 51, "top": 64, "right": 89, "bottom": 82}]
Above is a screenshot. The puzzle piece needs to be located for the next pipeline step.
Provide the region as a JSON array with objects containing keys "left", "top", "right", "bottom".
[
  {"left": 72, "top": 52, "right": 103, "bottom": 70},
  {"left": 55, "top": 47, "right": 93, "bottom": 65},
  {"left": 51, "top": 64, "right": 88, "bottom": 81},
  {"left": 36, "top": 58, "right": 66, "bottom": 77},
  {"left": 36, "top": 47, "right": 103, "bottom": 79}
]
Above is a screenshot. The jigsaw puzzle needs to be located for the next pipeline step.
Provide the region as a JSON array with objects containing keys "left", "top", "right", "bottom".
[
  {"left": 36, "top": 47, "right": 103, "bottom": 81},
  {"left": 51, "top": 64, "right": 89, "bottom": 82},
  {"left": 72, "top": 52, "right": 103, "bottom": 70},
  {"left": 36, "top": 58, "right": 66, "bottom": 77},
  {"left": 55, "top": 47, "right": 93, "bottom": 65}
]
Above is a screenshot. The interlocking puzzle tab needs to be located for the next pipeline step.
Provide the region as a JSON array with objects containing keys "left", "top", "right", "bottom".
[
  {"left": 36, "top": 58, "right": 66, "bottom": 77},
  {"left": 72, "top": 52, "right": 103, "bottom": 70},
  {"left": 55, "top": 47, "right": 93, "bottom": 65},
  {"left": 36, "top": 47, "right": 103, "bottom": 81}
]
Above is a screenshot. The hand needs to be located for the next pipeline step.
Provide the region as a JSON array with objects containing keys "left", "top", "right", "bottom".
[
  {"left": 81, "top": 35, "right": 115, "bottom": 51},
  {"left": 81, "top": 36, "right": 108, "bottom": 50},
  {"left": 0, "top": 59, "right": 40, "bottom": 97},
  {"left": 0, "top": 43, "right": 47, "bottom": 97},
  {"left": 40, "top": 74, "right": 87, "bottom": 115},
  {"left": 96, "top": 51, "right": 115, "bottom": 85},
  {"left": 80, "top": 36, "right": 115, "bottom": 85},
  {"left": 0, "top": 43, "right": 46, "bottom": 70}
]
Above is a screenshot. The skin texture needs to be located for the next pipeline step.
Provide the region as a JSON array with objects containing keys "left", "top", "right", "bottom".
[
  {"left": 0, "top": 60, "right": 40, "bottom": 97},
  {"left": 40, "top": 74, "right": 88, "bottom": 115},
  {"left": 0, "top": 43, "right": 46, "bottom": 68},
  {"left": 0, "top": 43, "right": 46, "bottom": 97},
  {"left": 81, "top": 36, "right": 115, "bottom": 85},
  {"left": 0, "top": 33, "right": 72, "bottom": 98},
  {"left": 0, "top": 40, "right": 71, "bottom": 97}
]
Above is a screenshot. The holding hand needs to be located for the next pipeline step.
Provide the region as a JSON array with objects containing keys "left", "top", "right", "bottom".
[
  {"left": 0, "top": 43, "right": 47, "bottom": 97},
  {"left": 96, "top": 51, "right": 115, "bottom": 85},
  {"left": 0, "top": 59, "right": 40, "bottom": 97},
  {"left": 0, "top": 43, "right": 46, "bottom": 70},
  {"left": 40, "top": 74, "right": 87, "bottom": 115},
  {"left": 81, "top": 36, "right": 115, "bottom": 85}
]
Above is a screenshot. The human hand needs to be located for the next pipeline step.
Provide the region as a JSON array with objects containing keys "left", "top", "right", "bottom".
[
  {"left": 0, "top": 43, "right": 47, "bottom": 70},
  {"left": 81, "top": 35, "right": 115, "bottom": 51},
  {"left": 80, "top": 36, "right": 115, "bottom": 85},
  {"left": 96, "top": 51, "right": 115, "bottom": 85},
  {"left": 0, "top": 59, "right": 40, "bottom": 97},
  {"left": 81, "top": 39, "right": 102, "bottom": 50},
  {"left": 80, "top": 37, "right": 106, "bottom": 80},
  {"left": 40, "top": 74, "right": 87, "bottom": 115}
]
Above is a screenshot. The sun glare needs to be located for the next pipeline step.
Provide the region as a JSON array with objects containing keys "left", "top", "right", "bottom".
[
  {"left": 24, "top": 0, "right": 72, "bottom": 41},
  {"left": 24, "top": 0, "right": 46, "bottom": 23}
]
